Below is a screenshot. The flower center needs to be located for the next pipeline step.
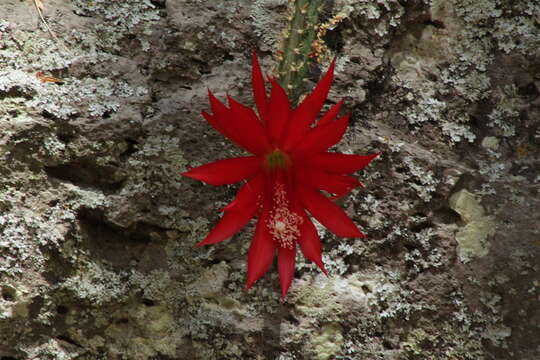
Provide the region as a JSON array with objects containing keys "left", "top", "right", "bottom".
[
  {"left": 266, "top": 183, "right": 303, "bottom": 249},
  {"left": 265, "top": 149, "right": 290, "bottom": 169}
]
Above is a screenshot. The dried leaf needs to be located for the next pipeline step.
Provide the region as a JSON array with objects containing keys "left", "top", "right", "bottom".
[
  {"left": 516, "top": 143, "right": 529, "bottom": 158},
  {"left": 36, "top": 71, "right": 64, "bottom": 84}
]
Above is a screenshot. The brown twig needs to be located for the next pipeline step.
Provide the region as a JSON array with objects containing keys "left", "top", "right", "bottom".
[{"left": 33, "top": 0, "right": 69, "bottom": 53}]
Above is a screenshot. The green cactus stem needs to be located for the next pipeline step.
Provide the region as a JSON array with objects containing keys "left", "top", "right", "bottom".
[{"left": 277, "top": 0, "right": 324, "bottom": 106}]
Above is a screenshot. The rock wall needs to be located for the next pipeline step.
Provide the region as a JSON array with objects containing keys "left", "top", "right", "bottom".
[{"left": 1, "top": 0, "right": 539, "bottom": 359}]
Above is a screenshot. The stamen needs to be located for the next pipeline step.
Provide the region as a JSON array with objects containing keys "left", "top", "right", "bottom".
[
  {"left": 266, "top": 183, "right": 303, "bottom": 249},
  {"left": 265, "top": 149, "right": 290, "bottom": 169}
]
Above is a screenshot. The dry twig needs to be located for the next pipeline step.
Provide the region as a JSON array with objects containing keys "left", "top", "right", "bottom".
[{"left": 32, "top": 0, "right": 69, "bottom": 52}]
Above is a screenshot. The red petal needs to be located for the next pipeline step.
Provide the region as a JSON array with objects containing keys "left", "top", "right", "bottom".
[
  {"left": 198, "top": 175, "right": 264, "bottom": 246},
  {"left": 304, "top": 152, "right": 380, "bottom": 174},
  {"left": 251, "top": 50, "right": 267, "bottom": 122},
  {"left": 196, "top": 203, "right": 257, "bottom": 246},
  {"left": 267, "top": 78, "right": 290, "bottom": 144},
  {"left": 317, "top": 100, "right": 343, "bottom": 127},
  {"left": 291, "top": 114, "right": 349, "bottom": 159},
  {"left": 182, "top": 156, "right": 261, "bottom": 185},
  {"left": 207, "top": 90, "right": 270, "bottom": 155},
  {"left": 295, "top": 167, "right": 361, "bottom": 198},
  {"left": 283, "top": 59, "right": 335, "bottom": 150},
  {"left": 221, "top": 174, "right": 264, "bottom": 212},
  {"left": 297, "top": 210, "right": 327, "bottom": 274},
  {"left": 296, "top": 185, "right": 365, "bottom": 238},
  {"left": 206, "top": 91, "right": 248, "bottom": 149},
  {"left": 201, "top": 111, "right": 237, "bottom": 144},
  {"left": 228, "top": 96, "right": 271, "bottom": 155},
  {"left": 246, "top": 209, "right": 276, "bottom": 289},
  {"left": 278, "top": 246, "right": 296, "bottom": 298},
  {"left": 208, "top": 88, "right": 229, "bottom": 116}
]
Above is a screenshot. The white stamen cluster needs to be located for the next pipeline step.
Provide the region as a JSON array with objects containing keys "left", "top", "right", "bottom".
[{"left": 267, "top": 183, "right": 303, "bottom": 249}]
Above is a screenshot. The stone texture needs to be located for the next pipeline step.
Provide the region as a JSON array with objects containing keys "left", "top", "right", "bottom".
[{"left": 1, "top": 0, "right": 539, "bottom": 359}]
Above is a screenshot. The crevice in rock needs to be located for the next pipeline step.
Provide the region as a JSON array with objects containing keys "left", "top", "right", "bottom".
[
  {"left": 57, "top": 335, "right": 82, "bottom": 348},
  {"left": 119, "top": 138, "right": 140, "bottom": 160},
  {"left": 56, "top": 305, "right": 69, "bottom": 315},
  {"left": 44, "top": 160, "right": 126, "bottom": 192},
  {"left": 0, "top": 86, "right": 35, "bottom": 100},
  {"left": 142, "top": 298, "right": 156, "bottom": 307},
  {"left": 1, "top": 286, "right": 16, "bottom": 302},
  {"left": 76, "top": 208, "right": 170, "bottom": 271},
  {"left": 150, "top": 0, "right": 166, "bottom": 9},
  {"left": 423, "top": 19, "right": 445, "bottom": 29},
  {"left": 432, "top": 207, "right": 461, "bottom": 225}
]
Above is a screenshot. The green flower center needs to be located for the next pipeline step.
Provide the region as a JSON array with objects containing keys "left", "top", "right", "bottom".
[{"left": 265, "top": 149, "right": 290, "bottom": 169}]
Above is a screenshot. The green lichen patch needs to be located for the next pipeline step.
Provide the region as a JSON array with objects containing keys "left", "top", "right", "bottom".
[
  {"left": 449, "top": 189, "right": 496, "bottom": 263},
  {"left": 310, "top": 323, "right": 344, "bottom": 360}
]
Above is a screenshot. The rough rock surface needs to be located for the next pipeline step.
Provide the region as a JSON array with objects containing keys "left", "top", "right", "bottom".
[{"left": 1, "top": 0, "right": 539, "bottom": 359}]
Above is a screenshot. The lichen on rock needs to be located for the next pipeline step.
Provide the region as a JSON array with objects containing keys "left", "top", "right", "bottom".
[
  {"left": 449, "top": 189, "right": 496, "bottom": 263},
  {"left": 0, "top": 0, "right": 539, "bottom": 359}
]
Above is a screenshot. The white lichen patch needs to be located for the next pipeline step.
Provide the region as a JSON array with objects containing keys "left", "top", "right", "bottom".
[
  {"left": 391, "top": 0, "right": 539, "bottom": 147},
  {"left": 250, "top": 0, "right": 288, "bottom": 52},
  {"left": 403, "top": 156, "right": 439, "bottom": 202},
  {"left": 487, "top": 85, "right": 520, "bottom": 137},
  {"left": 405, "top": 228, "right": 444, "bottom": 273},
  {"left": 20, "top": 338, "right": 84, "bottom": 360},
  {"left": 336, "top": 0, "right": 404, "bottom": 32},
  {"left": 493, "top": 12, "right": 540, "bottom": 55},
  {"left": 71, "top": 0, "right": 161, "bottom": 52},
  {"left": 61, "top": 261, "right": 130, "bottom": 305},
  {"left": 449, "top": 189, "right": 496, "bottom": 263},
  {"left": 0, "top": 69, "right": 145, "bottom": 121},
  {"left": 121, "top": 134, "right": 187, "bottom": 195},
  {"left": 392, "top": 23, "right": 480, "bottom": 145},
  {"left": 0, "top": 185, "right": 83, "bottom": 275}
]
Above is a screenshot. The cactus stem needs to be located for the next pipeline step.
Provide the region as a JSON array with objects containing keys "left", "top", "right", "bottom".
[{"left": 276, "top": 0, "right": 324, "bottom": 106}]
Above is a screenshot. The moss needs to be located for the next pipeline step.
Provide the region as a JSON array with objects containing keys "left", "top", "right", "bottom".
[{"left": 310, "top": 323, "right": 344, "bottom": 360}]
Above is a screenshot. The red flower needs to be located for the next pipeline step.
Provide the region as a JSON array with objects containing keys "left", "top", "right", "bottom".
[{"left": 182, "top": 51, "right": 378, "bottom": 297}]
